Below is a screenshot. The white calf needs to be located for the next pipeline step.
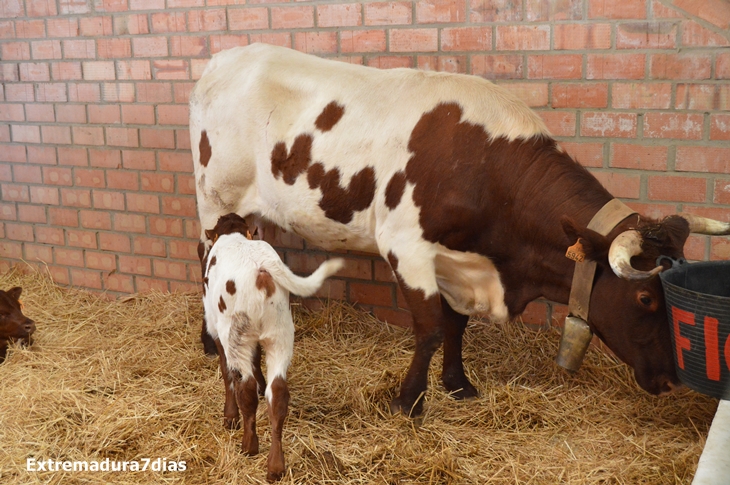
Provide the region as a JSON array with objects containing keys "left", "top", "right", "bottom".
[{"left": 203, "top": 213, "right": 343, "bottom": 482}]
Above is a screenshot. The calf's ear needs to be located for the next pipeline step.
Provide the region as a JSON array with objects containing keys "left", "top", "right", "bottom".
[
  {"left": 7, "top": 287, "right": 22, "bottom": 301},
  {"left": 560, "top": 217, "right": 611, "bottom": 263}
]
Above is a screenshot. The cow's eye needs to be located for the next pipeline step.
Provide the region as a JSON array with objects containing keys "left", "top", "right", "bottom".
[{"left": 638, "top": 292, "right": 654, "bottom": 308}]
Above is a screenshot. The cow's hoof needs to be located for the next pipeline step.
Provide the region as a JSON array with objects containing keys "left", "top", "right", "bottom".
[
  {"left": 389, "top": 395, "right": 424, "bottom": 417},
  {"left": 241, "top": 434, "right": 259, "bottom": 456},
  {"left": 266, "top": 454, "right": 285, "bottom": 482},
  {"left": 444, "top": 381, "right": 479, "bottom": 400},
  {"left": 266, "top": 469, "right": 284, "bottom": 483},
  {"left": 223, "top": 416, "right": 240, "bottom": 430}
]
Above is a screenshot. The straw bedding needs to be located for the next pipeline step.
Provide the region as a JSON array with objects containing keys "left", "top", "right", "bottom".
[{"left": 0, "top": 267, "right": 718, "bottom": 484}]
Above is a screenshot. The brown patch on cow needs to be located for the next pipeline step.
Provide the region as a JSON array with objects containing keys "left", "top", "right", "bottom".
[
  {"left": 218, "top": 295, "right": 227, "bottom": 312},
  {"left": 271, "top": 134, "right": 313, "bottom": 185},
  {"left": 226, "top": 280, "right": 236, "bottom": 295},
  {"left": 255, "top": 269, "right": 276, "bottom": 298},
  {"left": 307, "top": 163, "right": 376, "bottom": 224},
  {"left": 209, "top": 256, "right": 217, "bottom": 268},
  {"left": 385, "top": 171, "right": 407, "bottom": 210},
  {"left": 199, "top": 130, "right": 212, "bottom": 167},
  {"left": 387, "top": 251, "right": 399, "bottom": 271},
  {"left": 315, "top": 102, "right": 345, "bottom": 132}
]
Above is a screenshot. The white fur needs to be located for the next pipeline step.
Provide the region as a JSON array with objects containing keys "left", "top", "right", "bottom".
[
  {"left": 203, "top": 233, "right": 343, "bottom": 401},
  {"left": 192, "top": 44, "right": 548, "bottom": 320}
]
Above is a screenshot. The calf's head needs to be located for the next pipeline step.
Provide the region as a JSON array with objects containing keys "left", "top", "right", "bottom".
[
  {"left": 204, "top": 213, "right": 255, "bottom": 245},
  {"left": 562, "top": 213, "right": 729, "bottom": 395},
  {"left": 0, "top": 287, "right": 36, "bottom": 363}
]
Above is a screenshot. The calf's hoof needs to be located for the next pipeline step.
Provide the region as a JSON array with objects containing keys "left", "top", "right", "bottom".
[
  {"left": 241, "top": 433, "right": 259, "bottom": 456},
  {"left": 223, "top": 416, "right": 239, "bottom": 430},
  {"left": 389, "top": 394, "right": 424, "bottom": 418},
  {"left": 266, "top": 454, "right": 285, "bottom": 482}
]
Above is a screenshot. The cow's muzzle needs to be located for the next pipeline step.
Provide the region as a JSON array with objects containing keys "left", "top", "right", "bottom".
[{"left": 556, "top": 316, "right": 593, "bottom": 373}]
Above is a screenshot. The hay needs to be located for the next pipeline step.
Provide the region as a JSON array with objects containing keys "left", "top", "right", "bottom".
[{"left": 0, "top": 267, "right": 718, "bottom": 484}]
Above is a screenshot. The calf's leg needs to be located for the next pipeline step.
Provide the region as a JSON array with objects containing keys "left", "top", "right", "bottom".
[
  {"left": 266, "top": 376, "right": 289, "bottom": 482},
  {"left": 214, "top": 338, "right": 240, "bottom": 429},
  {"left": 235, "top": 375, "right": 260, "bottom": 456}
]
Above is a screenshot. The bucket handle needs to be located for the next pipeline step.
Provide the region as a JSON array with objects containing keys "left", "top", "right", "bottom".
[{"left": 656, "top": 255, "right": 686, "bottom": 270}]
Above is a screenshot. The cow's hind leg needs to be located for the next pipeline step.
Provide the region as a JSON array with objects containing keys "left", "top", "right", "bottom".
[{"left": 441, "top": 296, "right": 478, "bottom": 399}]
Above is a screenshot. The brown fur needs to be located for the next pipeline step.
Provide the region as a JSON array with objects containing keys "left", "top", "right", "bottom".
[
  {"left": 255, "top": 270, "right": 276, "bottom": 298},
  {"left": 199, "top": 130, "right": 212, "bottom": 167},
  {"left": 271, "top": 134, "right": 313, "bottom": 185},
  {"left": 314, "top": 101, "right": 345, "bottom": 132},
  {"left": 0, "top": 287, "right": 35, "bottom": 364}
]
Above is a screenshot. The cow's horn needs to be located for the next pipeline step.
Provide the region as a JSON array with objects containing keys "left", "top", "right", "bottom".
[
  {"left": 608, "top": 230, "right": 663, "bottom": 280},
  {"left": 679, "top": 214, "right": 730, "bottom": 235}
]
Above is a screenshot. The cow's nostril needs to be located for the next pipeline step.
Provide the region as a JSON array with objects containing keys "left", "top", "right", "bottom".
[{"left": 24, "top": 320, "right": 36, "bottom": 333}]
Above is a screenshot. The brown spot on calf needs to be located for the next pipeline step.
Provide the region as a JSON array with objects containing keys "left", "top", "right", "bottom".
[
  {"left": 314, "top": 101, "right": 345, "bottom": 132},
  {"left": 226, "top": 280, "right": 236, "bottom": 295},
  {"left": 199, "top": 130, "right": 212, "bottom": 167},
  {"left": 218, "top": 296, "right": 227, "bottom": 313},
  {"left": 256, "top": 270, "right": 276, "bottom": 298}
]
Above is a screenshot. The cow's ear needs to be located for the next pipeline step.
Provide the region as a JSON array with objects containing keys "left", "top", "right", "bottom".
[
  {"left": 204, "top": 229, "right": 217, "bottom": 242},
  {"left": 561, "top": 217, "right": 611, "bottom": 263},
  {"left": 6, "top": 287, "right": 22, "bottom": 301}
]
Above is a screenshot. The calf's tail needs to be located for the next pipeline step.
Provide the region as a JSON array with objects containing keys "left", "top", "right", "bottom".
[{"left": 267, "top": 258, "right": 344, "bottom": 297}]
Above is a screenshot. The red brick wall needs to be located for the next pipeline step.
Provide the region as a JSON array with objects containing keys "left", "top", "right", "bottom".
[{"left": 1, "top": 0, "right": 729, "bottom": 328}]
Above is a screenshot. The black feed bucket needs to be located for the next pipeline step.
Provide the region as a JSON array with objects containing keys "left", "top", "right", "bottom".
[{"left": 660, "top": 259, "right": 730, "bottom": 399}]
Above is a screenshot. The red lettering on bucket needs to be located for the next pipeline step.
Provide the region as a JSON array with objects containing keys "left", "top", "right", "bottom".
[
  {"left": 705, "top": 316, "right": 720, "bottom": 381},
  {"left": 672, "top": 307, "right": 694, "bottom": 370}
]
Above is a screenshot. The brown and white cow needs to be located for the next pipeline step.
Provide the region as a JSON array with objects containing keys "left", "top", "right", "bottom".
[
  {"left": 190, "top": 43, "right": 730, "bottom": 416},
  {"left": 0, "top": 287, "right": 35, "bottom": 363}
]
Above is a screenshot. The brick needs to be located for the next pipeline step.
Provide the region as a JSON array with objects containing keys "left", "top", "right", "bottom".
[
  {"left": 497, "top": 82, "right": 548, "bottom": 107},
  {"left": 88, "top": 105, "right": 120, "bottom": 125},
  {"left": 416, "top": 0, "right": 465, "bottom": 23},
  {"left": 106, "top": 127, "right": 138, "bottom": 147},
  {"left": 36, "top": 226, "right": 64, "bottom": 245},
  {"left": 151, "top": 11, "right": 186, "bottom": 33},
  {"left": 552, "top": 83, "right": 608, "bottom": 108},
  {"left": 89, "top": 149, "right": 121, "bottom": 168},
  {"left": 209, "top": 34, "right": 249, "bottom": 54},
  {"left": 26, "top": 104, "right": 54, "bottom": 122},
  {"left": 92, "top": 190, "right": 125, "bottom": 210},
  {"left": 674, "top": 0, "right": 730, "bottom": 30},
  {"left": 366, "top": 56, "right": 413, "bottom": 69},
  {"left": 682, "top": 20, "right": 730, "bottom": 47},
  {"left": 0, "top": 241, "right": 22, "bottom": 260},
  {"left": 49, "top": 207, "right": 79, "bottom": 227},
  {"left": 73, "top": 126, "right": 105, "bottom": 146},
  {"left": 441, "top": 27, "right": 491, "bottom": 52},
  {"left": 173, "top": 83, "right": 194, "bottom": 104},
  {"left": 30, "top": 186, "right": 59, "bottom": 205},
  {"left": 170, "top": 36, "right": 208, "bottom": 58},
  {"left": 70, "top": 269, "right": 102, "bottom": 290},
  {"left": 471, "top": 0, "right": 521, "bottom": 21},
  {"left": 341, "top": 30, "right": 386, "bottom": 53},
  {"left": 176, "top": 129, "right": 190, "bottom": 150},
  {"left": 80, "top": 210, "right": 111, "bottom": 230},
  {"left": 95, "top": 0, "right": 128, "bottom": 12},
  {"left": 56, "top": 104, "right": 86, "bottom": 123},
  {"left": 682, "top": 234, "right": 707, "bottom": 261},
  {"left": 526, "top": 0, "right": 582, "bottom": 21},
  {"left": 0, "top": 184, "right": 28, "bottom": 203},
  {"left": 648, "top": 175, "right": 706, "bottom": 203},
  {"left": 157, "top": 105, "right": 188, "bottom": 125},
  {"left": 644, "top": 113, "right": 703, "bottom": 140},
  {"left": 25, "top": 244, "right": 53, "bottom": 263},
  {"left": 1, "top": 42, "right": 31, "bottom": 61},
  {"left": 136, "top": 276, "right": 169, "bottom": 293},
  {"left": 32, "top": 40, "right": 63, "bottom": 59},
  {"left": 19, "top": 63, "right": 50, "bottom": 82},
  {"left": 114, "top": 14, "right": 148, "bottom": 35},
  {"left": 4, "top": 223, "right": 33, "bottom": 241},
  {"left": 151, "top": 60, "right": 189, "bottom": 80},
  {"left": 67, "top": 229, "right": 97, "bottom": 249},
  {"left": 717, "top": 53, "right": 730, "bottom": 79},
  {"left": 612, "top": 82, "right": 672, "bottom": 109},
  {"left": 675, "top": 84, "right": 715, "bottom": 110},
  {"left": 349, "top": 282, "right": 393, "bottom": 306},
  {"left": 0, "top": 203, "right": 16, "bottom": 221},
  {"left": 48, "top": 18, "right": 79, "bottom": 37},
  {"left": 496, "top": 25, "right": 550, "bottom": 51},
  {"left": 617, "top": 22, "right": 676, "bottom": 49},
  {"left": 159, "top": 152, "right": 192, "bottom": 172},
  {"left": 293, "top": 32, "right": 338, "bottom": 55},
  {"left": 60, "top": 188, "right": 92, "bottom": 207},
  {"left": 104, "top": 273, "right": 134, "bottom": 293},
  {"left": 0, "top": 104, "right": 25, "bottom": 122},
  {"left": 6, "top": 84, "right": 34, "bottom": 102},
  {"left": 364, "top": 1, "right": 411, "bottom": 25},
  {"left": 41, "top": 126, "right": 71, "bottom": 146},
  {"left": 68, "top": 83, "right": 101, "bottom": 103},
  {"left": 107, "top": 170, "right": 138, "bottom": 190},
  {"left": 177, "top": 174, "right": 196, "bottom": 195},
  {"left": 471, "top": 54, "right": 524, "bottom": 79},
  {"left": 589, "top": 0, "right": 646, "bottom": 18},
  {"left": 390, "top": 28, "right": 438, "bottom": 52},
  {"left": 64, "top": 39, "right": 95, "bottom": 59},
  {"left": 580, "top": 112, "right": 637, "bottom": 138},
  {"left": 625, "top": 202, "right": 677, "bottom": 220},
  {"left": 141, "top": 173, "right": 174, "bottom": 193},
  {"left": 712, "top": 239, "right": 730, "bottom": 261},
  {"left": 75, "top": 168, "right": 105, "bottom": 188},
  {"left": 586, "top": 54, "right": 645, "bottom": 80},
  {"left": 539, "top": 111, "right": 576, "bottom": 137},
  {"left": 126, "top": 193, "right": 160, "bottom": 213},
  {"left": 97, "top": 38, "right": 131, "bottom": 59},
  {"left": 117, "top": 60, "right": 152, "bottom": 80},
  {"left": 713, "top": 179, "right": 730, "bottom": 205},
  {"left": 610, "top": 144, "right": 667, "bottom": 171},
  {"left": 43, "top": 167, "right": 73, "bottom": 186},
  {"left": 248, "top": 32, "right": 291, "bottom": 48},
  {"left": 119, "top": 255, "right": 151, "bottom": 275},
  {"left": 82, "top": 61, "right": 115, "bottom": 81},
  {"left": 650, "top": 54, "right": 712, "bottom": 80},
  {"left": 676, "top": 146, "right": 730, "bottom": 173},
  {"left": 150, "top": 216, "right": 183, "bottom": 237},
  {"left": 52, "top": 62, "right": 83, "bottom": 80},
  {"left": 134, "top": 236, "right": 166, "bottom": 257},
  {"left": 528, "top": 54, "right": 582, "bottom": 79},
  {"left": 272, "top": 6, "right": 314, "bottom": 29},
  {"left": 11, "top": 125, "right": 40, "bottom": 144},
  {"left": 133, "top": 37, "right": 168, "bottom": 57},
  {"left": 593, "top": 171, "right": 641, "bottom": 199},
  {"left": 560, "top": 142, "right": 604, "bottom": 168},
  {"left": 102, "top": 83, "right": 134, "bottom": 103},
  {"left": 161, "top": 196, "right": 196, "bottom": 217},
  {"left": 13, "top": 165, "right": 41, "bottom": 184},
  {"left": 137, "top": 83, "right": 172, "bottom": 103},
  {"left": 0, "top": 145, "right": 26, "bottom": 163},
  {"left": 416, "top": 55, "right": 466, "bottom": 73},
  {"left": 112, "top": 214, "right": 145, "bottom": 235},
  {"left": 710, "top": 114, "right": 730, "bottom": 140},
  {"left": 130, "top": 0, "right": 164, "bottom": 8},
  {"left": 140, "top": 128, "right": 175, "bottom": 149},
  {"left": 318, "top": 3, "right": 362, "bottom": 27},
  {"left": 80, "top": 16, "right": 113, "bottom": 37},
  {"left": 169, "top": 240, "right": 198, "bottom": 260},
  {"left": 188, "top": 8, "right": 227, "bottom": 31},
  {"left": 85, "top": 251, "right": 116, "bottom": 271},
  {"left": 98, "top": 232, "right": 130, "bottom": 254}
]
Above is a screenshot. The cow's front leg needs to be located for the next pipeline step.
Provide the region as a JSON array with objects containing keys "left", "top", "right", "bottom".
[
  {"left": 441, "top": 295, "right": 478, "bottom": 399},
  {"left": 387, "top": 252, "right": 444, "bottom": 417},
  {"left": 214, "top": 338, "right": 240, "bottom": 429}
]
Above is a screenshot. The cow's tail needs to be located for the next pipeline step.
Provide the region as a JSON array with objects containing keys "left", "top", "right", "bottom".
[{"left": 268, "top": 258, "right": 344, "bottom": 297}]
